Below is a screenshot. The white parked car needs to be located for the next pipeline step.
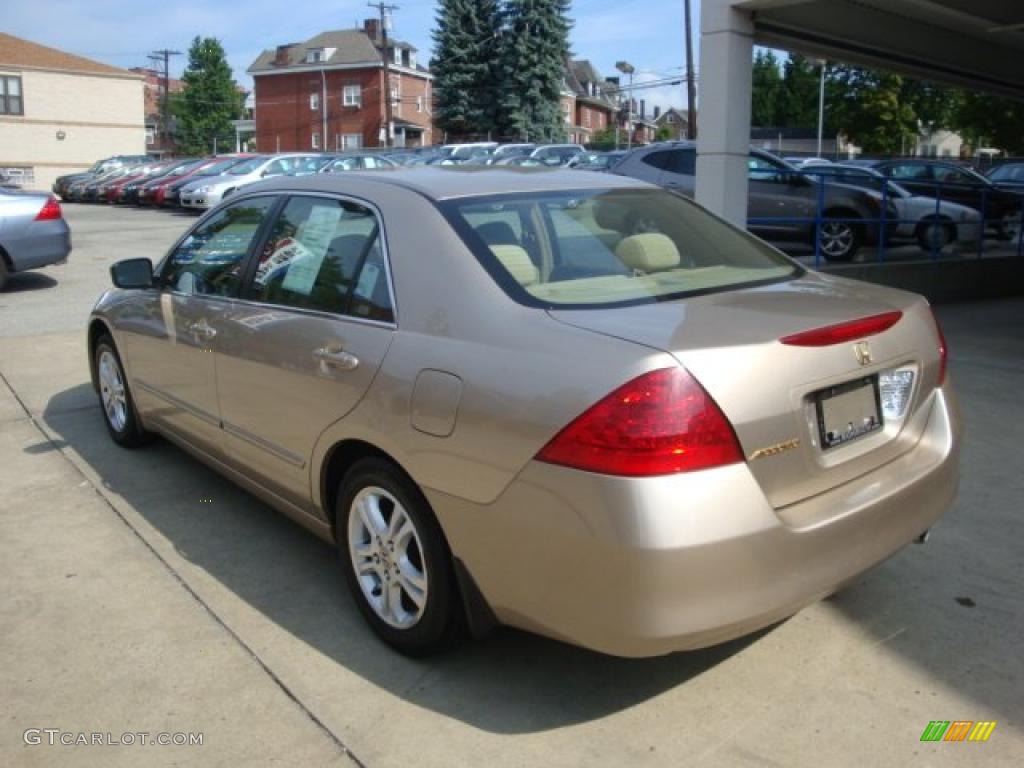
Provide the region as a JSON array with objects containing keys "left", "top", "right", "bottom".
[
  {"left": 530, "top": 144, "right": 585, "bottom": 165},
  {"left": 179, "top": 154, "right": 323, "bottom": 210}
]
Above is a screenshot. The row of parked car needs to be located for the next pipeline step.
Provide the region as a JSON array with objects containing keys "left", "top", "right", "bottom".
[{"left": 589, "top": 143, "right": 1024, "bottom": 260}]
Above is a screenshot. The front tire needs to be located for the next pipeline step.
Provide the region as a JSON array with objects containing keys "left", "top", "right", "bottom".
[
  {"left": 94, "top": 334, "right": 151, "bottom": 448},
  {"left": 336, "top": 458, "right": 463, "bottom": 656},
  {"left": 0, "top": 258, "right": 8, "bottom": 291}
]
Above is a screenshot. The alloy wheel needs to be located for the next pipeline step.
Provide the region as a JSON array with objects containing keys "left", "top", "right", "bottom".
[
  {"left": 820, "top": 222, "right": 855, "bottom": 259},
  {"left": 98, "top": 349, "right": 128, "bottom": 433},
  {"left": 347, "top": 486, "right": 428, "bottom": 629}
]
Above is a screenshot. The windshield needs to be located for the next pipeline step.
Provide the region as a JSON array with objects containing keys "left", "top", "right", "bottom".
[
  {"left": 198, "top": 157, "right": 244, "bottom": 176},
  {"left": 230, "top": 157, "right": 265, "bottom": 175},
  {"left": 445, "top": 189, "right": 799, "bottom": 308},
  {"left": 988, "top": 164, "right": 1024, "bottom": 182}
]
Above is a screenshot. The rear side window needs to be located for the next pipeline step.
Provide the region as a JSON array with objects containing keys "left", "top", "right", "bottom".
[
  {"left": 161, "top": 196, "right": 276, "bottom": 297},
  {"left": 249, "top": 196, "right": 393, "bottom": 322},
  {"left": 641, "top": 150, "right": 673, "bottom": 171}
]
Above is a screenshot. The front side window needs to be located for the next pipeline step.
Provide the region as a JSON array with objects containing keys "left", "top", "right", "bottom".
[
  {"left": 161, "top": 196, "right": 276, "bottom": 297},
  {"left": 0, "top": 75, "right": 23, "bottom": 115},
  {"left": 445, "top": 189, "right": 799, "bottom": 309},
  {"left": 748, "top": 155, "right": 784, "bottom": 182},
  {"left": 250, "top": 196, "right": 393, "bottom": 321},
  {"left": 343, "top": 85, "right": 362, "bottom": 106},
  {"left": 889, "top": 164, "right": 931, "bottom": 181}
]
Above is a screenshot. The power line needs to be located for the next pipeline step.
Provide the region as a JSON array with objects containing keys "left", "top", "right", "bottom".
[{"left": 149, "top": 49, "right": 182, "bottom": 150}]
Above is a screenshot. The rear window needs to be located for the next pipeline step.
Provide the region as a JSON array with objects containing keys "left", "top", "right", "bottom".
[{"left": 444, "top": 189, "right": 799, "bottom": 308}]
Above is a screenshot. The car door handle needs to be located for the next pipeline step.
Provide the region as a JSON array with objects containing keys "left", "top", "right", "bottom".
[
  {"left": 188, "top": 319, "right": 217, "bottom": 339},
  {"left": 314, "top": 346, "right": 359, "bottom": 371}
]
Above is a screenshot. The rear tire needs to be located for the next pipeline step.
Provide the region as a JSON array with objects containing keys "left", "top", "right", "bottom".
[
  {"left": 336, "top": 458, "right": 463, "bottom": 656},
  {"left": 818, "top": 213, "right": 864, "bottom": 262},
  {"left": 94, "top": 334, "right": 152, "bottom": 448},
  {"left": 0, "top": 258, "right": 8, "bottom": 291},
  {"left": 916, "top": 219, "right": 955, "bottom": 252}
]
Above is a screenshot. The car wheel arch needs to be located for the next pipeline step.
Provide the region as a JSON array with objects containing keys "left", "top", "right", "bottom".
[
  {"left": 321, "top": 438, "right": 409, "bottom": 536},
  {"left": 88, "top": 318, "right": 116, "bottom": 391}
]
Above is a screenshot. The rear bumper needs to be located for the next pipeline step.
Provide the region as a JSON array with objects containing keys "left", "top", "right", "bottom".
[
  {"left": 5, "top": 222, "right": 72, "bottom": 272},
  {"left": 430, "top": 385, "right": 960, "bottom": 657}
]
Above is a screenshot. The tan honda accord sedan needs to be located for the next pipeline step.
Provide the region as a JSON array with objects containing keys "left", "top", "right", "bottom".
[{"left": 88, "top": 168, "right": 960, "bottom": 657}]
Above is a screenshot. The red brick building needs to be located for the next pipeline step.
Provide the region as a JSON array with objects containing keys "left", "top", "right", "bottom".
[
  {"left": 248, "top": 21, "right": 433, "bottom": 152},
  {"left": 563, "top": 60, "right": 616, "bottom": 145},
  {"left": 129, "top": 67, "right": 184, "bottom": 156}
]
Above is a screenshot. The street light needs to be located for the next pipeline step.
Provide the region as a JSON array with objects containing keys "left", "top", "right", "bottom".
[{"left": 616, "top": 60, "right": 635, "bottom": 150}]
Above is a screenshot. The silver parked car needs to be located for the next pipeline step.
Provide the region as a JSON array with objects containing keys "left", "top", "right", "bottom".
[
  {"left": 0, "top": 190, "right": 71, "bottom": 290},
  {"left": 179, "top": 154, "right": 323, "bottom": 210},
  {"left": 88, "top": 168, "right": 960, "bottom": 657}
]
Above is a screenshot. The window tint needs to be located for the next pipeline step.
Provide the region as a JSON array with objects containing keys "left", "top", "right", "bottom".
[
  {"left": 748, "top": 155, "right": 783, "bottom": 182},
  {"left": 250, "top": 196, "right": 393, "bottom": 322},
  {"left": 641, "top": 150, "right": 674, "bottom": 171},
  {"left": 667, "top": 149, "right": 696, "bottom": 175},
  {"left": 933, "top": 166, "right": 975, "bottom": 184},
  {"left": 161, "top": 196, "right": 276, "bottom": 297},
  {"left": 889, "top": 164, "right": 931, "bottom": 180}
]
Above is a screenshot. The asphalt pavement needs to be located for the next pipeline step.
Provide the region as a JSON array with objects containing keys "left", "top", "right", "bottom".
[{"left": 1, "top": 204, "right": 1021, "bottom": 766}]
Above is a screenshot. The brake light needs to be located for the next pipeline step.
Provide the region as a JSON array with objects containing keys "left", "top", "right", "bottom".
[
  {"left": 34, "top": 196, "right": 63, "bottom": 221},
  {"left": 535, "top": 367, "right": 743, "bottom": 477},
  {"left": 780, "top": 311, "right": 902, "bottom": 347},
  {"left": 931, "top": 309, "right": 948, "bottom": 386}
]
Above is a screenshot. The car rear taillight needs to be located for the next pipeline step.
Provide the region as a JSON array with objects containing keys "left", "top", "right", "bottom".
[
  {"left": 931, "top": 309, "right": 948, "bottom": 386},
  {"left": 535, "top": 367, "right": 743, "bottom": 477},
  {"left": 780, "top": 311, "right": 902, "bottom": 346},
  {"left": 34, "top": 196, "right": 63, "bottom": 221}
]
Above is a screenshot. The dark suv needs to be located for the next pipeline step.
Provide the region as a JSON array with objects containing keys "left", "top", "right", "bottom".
[{"left": 611, "top": 142, "right": 895, "bottom": 261}]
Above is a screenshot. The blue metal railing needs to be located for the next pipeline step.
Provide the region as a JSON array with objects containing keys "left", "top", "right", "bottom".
[{"left": 742, "top": 167, "right": 1024, "bottom": 268}]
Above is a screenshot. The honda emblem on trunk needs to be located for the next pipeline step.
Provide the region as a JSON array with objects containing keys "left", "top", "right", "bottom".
[{"left": 853, "top": 341, "right": 872, "bottom": 366}]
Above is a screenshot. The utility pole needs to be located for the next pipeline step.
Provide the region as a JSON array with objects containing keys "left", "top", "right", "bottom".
[
  {"left": 683, "top": 0, "right": 697, "bottom": 140},
  {"left": 149, "top": 49, "right": 182, "bottom": 155},
  {"left": 368, "top": 1, "right": 399, "bottom": 148}
]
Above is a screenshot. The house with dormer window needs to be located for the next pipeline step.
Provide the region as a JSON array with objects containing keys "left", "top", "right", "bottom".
[{"left": 248, "top": 19, "right": 433, "bottom": 151}]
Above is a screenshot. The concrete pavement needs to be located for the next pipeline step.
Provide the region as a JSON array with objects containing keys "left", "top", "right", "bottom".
[{"left": 1, "top": 205, "right": 1021, "bottom": 766}]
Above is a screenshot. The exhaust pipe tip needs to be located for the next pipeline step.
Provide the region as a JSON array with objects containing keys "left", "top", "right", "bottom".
[{"left": 915, "top": 529, "right": 931, "bottom": 544}]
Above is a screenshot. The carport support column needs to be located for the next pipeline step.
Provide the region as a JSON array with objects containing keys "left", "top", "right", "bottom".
[{"left": 696, "top": 1, "right": 754, "bottom": 226}]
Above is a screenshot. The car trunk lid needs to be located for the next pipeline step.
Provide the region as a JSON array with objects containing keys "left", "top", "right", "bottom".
[{"left": 548, "top": 272, "right": 944, "bottom": 509}]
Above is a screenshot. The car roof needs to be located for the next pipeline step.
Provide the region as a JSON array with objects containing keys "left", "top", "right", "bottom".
[{"left": 243, "top": 166, "right": 652, "bottom": 201}]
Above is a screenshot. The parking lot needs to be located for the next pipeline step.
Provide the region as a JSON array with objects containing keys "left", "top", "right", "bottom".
[{"left": 2, "top": 204, "right": 1022, "bottom": 766}]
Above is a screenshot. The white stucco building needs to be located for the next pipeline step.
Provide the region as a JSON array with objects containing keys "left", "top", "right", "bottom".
[{"left": 0, "top": 33, "right": 145, "bottom": 192}]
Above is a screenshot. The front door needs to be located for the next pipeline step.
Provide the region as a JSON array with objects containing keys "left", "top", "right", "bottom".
[
  {"left": 215, "top": 194, "right": 396, "bottom": 511},
  {"left": 121, "top": 195, "right": 277, "bottom": 456}
]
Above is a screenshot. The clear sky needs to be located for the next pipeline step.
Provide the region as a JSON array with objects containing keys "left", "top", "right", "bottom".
[{"left": 4, "top": 0, "right": 700, "bottom": 113}]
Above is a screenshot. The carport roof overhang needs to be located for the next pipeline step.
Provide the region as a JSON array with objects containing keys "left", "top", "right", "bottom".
[{"left": 739, "top": 0, "right": 1024, "bottom": 99}]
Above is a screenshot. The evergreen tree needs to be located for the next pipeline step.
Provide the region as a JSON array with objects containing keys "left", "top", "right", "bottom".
[
  {"left": 175, "top": 37, "right": 244, "bottom": 155},
  {"left": 750, "top": 49, "right": 782, "bottom": 127},
  {"left": 431, "top": 0, "right": 502, "bottom": 138},
  {"left": 497, "top": 0, "right": 572, "bottom": 141}
]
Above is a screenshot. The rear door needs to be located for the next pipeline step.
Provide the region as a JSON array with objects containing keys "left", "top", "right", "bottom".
[{"left": 214, "top": 194, "right": 396, "bottom": 510}]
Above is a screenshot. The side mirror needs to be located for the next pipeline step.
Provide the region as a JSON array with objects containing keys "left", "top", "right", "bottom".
[{"left": 110, "top": 258, "right": 154, "bottom": 289}]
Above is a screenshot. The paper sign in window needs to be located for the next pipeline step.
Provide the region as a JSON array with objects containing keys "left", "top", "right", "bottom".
[
  {"left": 281, "top": 205, "right": 342, "bottom": 295},
  {"left": 355, "top": 262, "right": 380, "bottom": 300}
]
